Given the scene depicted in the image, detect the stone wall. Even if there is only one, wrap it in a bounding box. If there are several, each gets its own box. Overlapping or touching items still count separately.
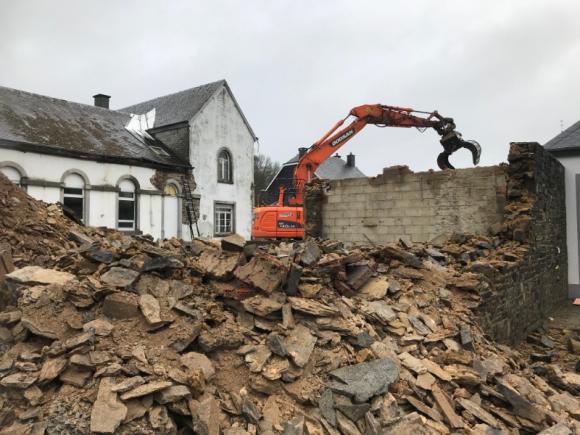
[316,165,506,245]
[305,142,568,343]
[476,142,568,343]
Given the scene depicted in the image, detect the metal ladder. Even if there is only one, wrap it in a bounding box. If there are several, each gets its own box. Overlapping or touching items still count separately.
[181,175,199,239]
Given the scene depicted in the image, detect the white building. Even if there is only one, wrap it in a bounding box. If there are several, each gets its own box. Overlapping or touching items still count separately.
[545,123,580,298]
[0,80,256,240]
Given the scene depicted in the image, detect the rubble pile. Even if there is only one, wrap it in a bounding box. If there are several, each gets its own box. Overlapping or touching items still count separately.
[0,173,579,434]
[0,172,94,270]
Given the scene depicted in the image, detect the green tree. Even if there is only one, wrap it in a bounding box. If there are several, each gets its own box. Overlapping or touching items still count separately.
[254,153,280,204]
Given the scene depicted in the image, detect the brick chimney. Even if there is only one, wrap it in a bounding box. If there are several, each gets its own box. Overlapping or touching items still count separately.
[93,94,111,109]
[346,152,355,167]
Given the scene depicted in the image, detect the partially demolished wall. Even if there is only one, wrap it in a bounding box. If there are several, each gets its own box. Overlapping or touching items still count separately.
[313,165,506,245]
[477,142,568,343]
[306,142,568,343]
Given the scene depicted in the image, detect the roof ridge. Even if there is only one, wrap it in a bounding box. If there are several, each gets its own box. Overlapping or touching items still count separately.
[545,118,580,149]
[0,85,123,116]
[119,79,226,112]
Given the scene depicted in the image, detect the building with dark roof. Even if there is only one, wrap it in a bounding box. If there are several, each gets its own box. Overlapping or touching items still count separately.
[259,150,365,205]
[0,80,256,239]
[545,123,580,298]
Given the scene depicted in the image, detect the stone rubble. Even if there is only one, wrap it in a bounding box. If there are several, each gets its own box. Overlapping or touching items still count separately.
[0,171,579,434]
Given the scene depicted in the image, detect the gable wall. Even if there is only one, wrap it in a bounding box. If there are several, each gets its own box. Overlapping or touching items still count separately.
[188,87,255,238]
[550,153,580,297]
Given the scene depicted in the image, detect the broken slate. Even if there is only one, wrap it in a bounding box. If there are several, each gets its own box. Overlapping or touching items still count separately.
[7,266,75,285]
[90,377,127,434]
[242,295,283,317]
[328,358,399,403]
[100,267,140,288]
[234,253,288,293]
[284,324,317,367]
[180,352,216,380]
[142,256,183,272]
[189,396,220,435]
[358,277,389,300]
[0,372,38,389]
[155,385,192,404]
[266,332,288,357]
[139,294,162,325]
[102,293,140,319]
[120,381,173,401]
[288,297,339,317]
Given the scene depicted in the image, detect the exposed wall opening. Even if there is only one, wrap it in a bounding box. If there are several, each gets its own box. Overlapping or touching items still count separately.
[163,182,180,239]
[118,179,137,231]
[62,173,86,222]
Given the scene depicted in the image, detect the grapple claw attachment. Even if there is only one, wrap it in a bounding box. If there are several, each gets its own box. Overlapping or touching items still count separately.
[464,140,481,165]
[437,132,482,170]
[437,152,454,170]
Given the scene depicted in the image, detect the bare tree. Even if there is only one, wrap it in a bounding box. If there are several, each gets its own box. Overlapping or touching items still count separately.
[254,153,280,204]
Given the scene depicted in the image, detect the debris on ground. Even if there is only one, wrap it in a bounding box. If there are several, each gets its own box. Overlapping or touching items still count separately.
[0,172,579,434]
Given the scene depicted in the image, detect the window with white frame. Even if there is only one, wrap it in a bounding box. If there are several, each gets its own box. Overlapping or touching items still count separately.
[63,173,85,222]
[214,202,234,236]
[118,179,137,231]
[217,149,232,183]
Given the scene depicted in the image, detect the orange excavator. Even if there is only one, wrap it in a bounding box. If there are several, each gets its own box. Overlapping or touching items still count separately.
[251,104,481,239]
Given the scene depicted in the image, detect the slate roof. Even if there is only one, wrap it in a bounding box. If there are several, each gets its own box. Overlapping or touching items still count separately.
[120,80,225,128]
[260,155,365,205]
[121,80,257,140]
[315,156,366,179]
[0,86,188,169]
[544,120,580,153]
[282,154,366,180]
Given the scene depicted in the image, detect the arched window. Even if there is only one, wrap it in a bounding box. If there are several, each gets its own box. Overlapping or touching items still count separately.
[163,183,178,196]
[63,173,85,222]
[118,179,137,231]
[217,149,232,183]
[0,166,22,187]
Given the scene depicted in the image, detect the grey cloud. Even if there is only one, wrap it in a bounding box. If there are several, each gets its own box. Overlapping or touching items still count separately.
[1,0,579,175]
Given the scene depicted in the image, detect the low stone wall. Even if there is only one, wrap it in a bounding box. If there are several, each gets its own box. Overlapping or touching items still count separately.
[476,143,568,343]
[315,166,506,245]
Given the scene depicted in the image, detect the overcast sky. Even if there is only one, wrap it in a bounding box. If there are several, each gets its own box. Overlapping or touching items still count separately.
[1,0,580,175]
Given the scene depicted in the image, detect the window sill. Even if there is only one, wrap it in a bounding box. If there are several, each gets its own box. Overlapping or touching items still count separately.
[217,180,234,185]
[214,232,233,237]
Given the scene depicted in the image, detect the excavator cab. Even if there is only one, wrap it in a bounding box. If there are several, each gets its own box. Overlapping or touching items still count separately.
[252,206,304,239]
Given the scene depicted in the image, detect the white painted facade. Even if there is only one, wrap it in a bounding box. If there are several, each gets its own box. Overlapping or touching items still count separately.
[0,82,255,241]
[552,154,580,297]
[188,87,255,238]
[0,148,183,241]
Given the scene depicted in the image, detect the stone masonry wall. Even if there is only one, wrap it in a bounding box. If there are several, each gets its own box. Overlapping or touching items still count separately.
[318,165,507,245]
[476,142,568,343]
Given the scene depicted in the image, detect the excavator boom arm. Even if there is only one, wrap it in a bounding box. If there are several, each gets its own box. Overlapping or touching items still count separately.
[289,104,480,205]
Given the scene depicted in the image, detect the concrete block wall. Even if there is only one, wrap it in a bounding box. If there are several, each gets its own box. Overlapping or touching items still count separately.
[320,166,507,245]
